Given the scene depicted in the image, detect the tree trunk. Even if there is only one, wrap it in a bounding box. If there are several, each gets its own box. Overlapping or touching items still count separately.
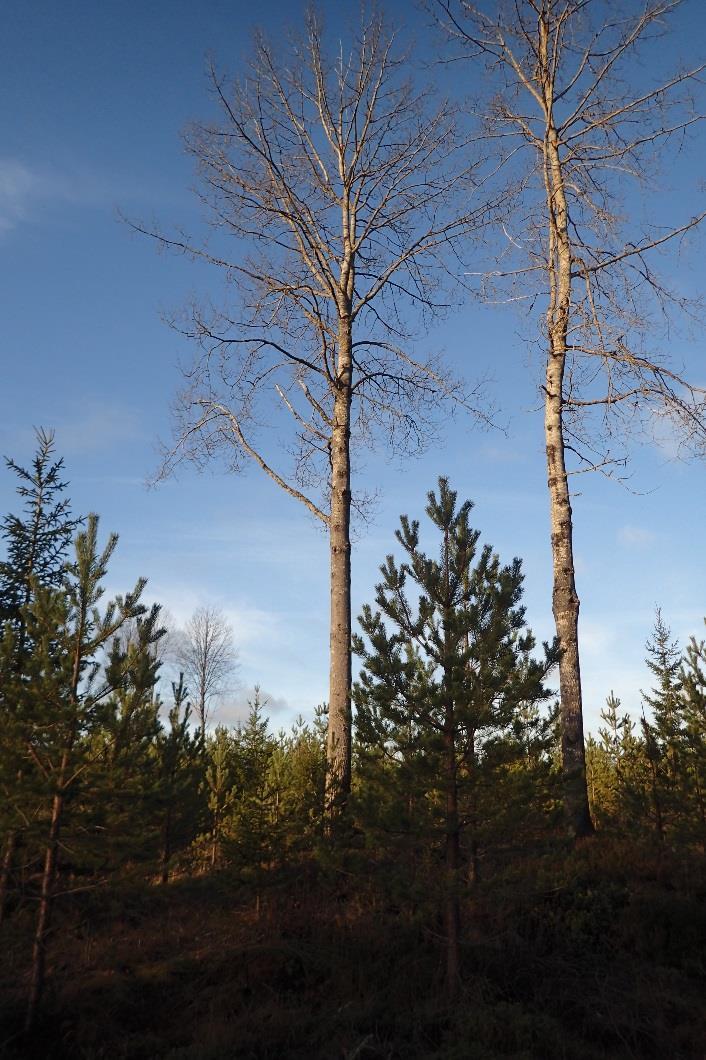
[544,369,593,838]
[444,718,461,1002]
[26,579,85,1029]
[0,830,17,926]
[542,84,593,838]
[467,726,480,887]
[198,690,206,742]
[325,314,353,812]
[26,770,66,1033]
[693,769,706,855]
[160,801,173,885]
[211,807,220,869]
[648,755,665,844]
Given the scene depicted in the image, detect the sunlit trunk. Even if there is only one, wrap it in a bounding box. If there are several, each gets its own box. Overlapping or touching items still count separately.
[541,43,593,837]
[544,356,593,837]
[326,314,353,811]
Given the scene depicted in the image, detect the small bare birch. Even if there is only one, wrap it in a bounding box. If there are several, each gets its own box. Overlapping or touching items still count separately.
[177,606,238,737]
[434,0,706,836]
[134,9,498,809]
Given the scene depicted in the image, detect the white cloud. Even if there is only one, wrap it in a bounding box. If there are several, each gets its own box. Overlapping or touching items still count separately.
[0,157,95,233]
[579,619,612,657]
[573,553,589,576]
[650,411,687,462]
[582,661,649,732]
[147,588,287,669]
[0,406,145,465]
[215,686,291,728]
[145,588,277,643]
[147,586,326,719]
[0,159,41,233]
[168,519,328,571]
[221,604,283,651]
[618,524,655,547]
[0,155,185,236]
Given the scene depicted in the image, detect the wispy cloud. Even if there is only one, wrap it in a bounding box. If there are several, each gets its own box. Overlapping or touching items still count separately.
[0,155,188,235]
[582,662,649,731]
[146,588,287,658]
[148,517,328,572]
[574,553,589,576]
[216,686,291,728]
[618,525,655,547]
[579,619,612,657]
[0,156,102,233]
[147,585,326,716]
[221,604,284,652]
[0,404,146,464]
[0,159,41,233]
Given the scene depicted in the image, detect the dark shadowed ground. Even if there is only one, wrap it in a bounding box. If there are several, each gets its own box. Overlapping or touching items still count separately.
[1,839,705,1059]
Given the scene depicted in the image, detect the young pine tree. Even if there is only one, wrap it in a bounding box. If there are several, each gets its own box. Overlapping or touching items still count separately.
[641,611,695,845]
[354,479,559,999]
[679,630,706,852]
[0,429,79,924]
[587,692,650,836]
[643,612,683,769]
[6,514,159,1032]
[156,674,205,884]
[268,711,327,859]
[0,427,79,641]
[230,690,277,908]
[84,611,166,875]
[203,726,237,870]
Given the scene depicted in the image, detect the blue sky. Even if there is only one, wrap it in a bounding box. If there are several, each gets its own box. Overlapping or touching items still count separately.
[1,0,705,731]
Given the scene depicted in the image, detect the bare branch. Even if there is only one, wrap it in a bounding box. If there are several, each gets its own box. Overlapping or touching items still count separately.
[205,401,330,525]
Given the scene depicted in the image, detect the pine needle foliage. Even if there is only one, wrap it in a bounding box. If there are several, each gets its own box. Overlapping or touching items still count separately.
[0,427,80,641]
[353,478,560,994]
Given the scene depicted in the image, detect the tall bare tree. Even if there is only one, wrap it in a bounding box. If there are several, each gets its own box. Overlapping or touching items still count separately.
[435,0,706,835]
[136,9,497,807]
[178,605,238,737]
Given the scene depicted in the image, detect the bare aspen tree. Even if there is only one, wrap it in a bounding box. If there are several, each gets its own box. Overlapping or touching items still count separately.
[136,9,496,808]
[178,605,238,736]
[435,0,706,836]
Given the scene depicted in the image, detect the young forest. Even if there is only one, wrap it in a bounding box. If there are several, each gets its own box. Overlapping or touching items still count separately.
[1,2,706,1058]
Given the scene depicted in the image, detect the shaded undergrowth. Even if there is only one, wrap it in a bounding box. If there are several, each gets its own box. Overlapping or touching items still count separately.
[1,839,704,1059]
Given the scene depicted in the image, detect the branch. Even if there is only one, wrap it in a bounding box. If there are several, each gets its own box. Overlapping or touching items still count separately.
[572,212,706,277]
[204,401,330,525]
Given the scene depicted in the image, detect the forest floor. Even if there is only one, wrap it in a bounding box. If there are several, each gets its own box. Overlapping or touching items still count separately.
[1,838,705,1059]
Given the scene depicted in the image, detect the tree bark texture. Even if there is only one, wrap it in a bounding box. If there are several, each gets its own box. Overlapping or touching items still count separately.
[544,369,592,837]
[326,315,353,809]
[541,39,593,838]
